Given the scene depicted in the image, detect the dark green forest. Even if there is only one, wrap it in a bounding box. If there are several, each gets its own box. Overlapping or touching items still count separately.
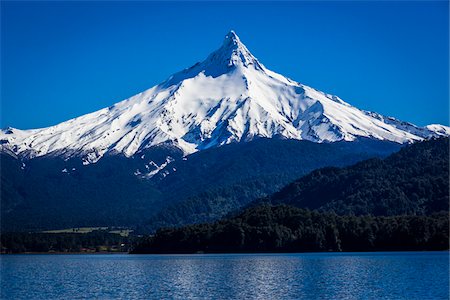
[1,138,399,232]
[132,138,449,253]
[132,205,449,254]
[268,138,449,215]
[2,138,448,253]
[141,138,401,231]
[142,137,449,234]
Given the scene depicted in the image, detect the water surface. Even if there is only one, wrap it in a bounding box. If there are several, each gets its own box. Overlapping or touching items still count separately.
[1,252,448,299]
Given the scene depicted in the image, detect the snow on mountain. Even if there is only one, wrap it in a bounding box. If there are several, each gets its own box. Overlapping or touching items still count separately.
[1,30,448,164]
[424,124,450,136]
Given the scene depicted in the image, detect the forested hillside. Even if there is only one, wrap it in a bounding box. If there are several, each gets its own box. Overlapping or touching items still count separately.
[140,138,401,231]
[133,138,449,253]
[268,138,449,215]
[1,138,399,232]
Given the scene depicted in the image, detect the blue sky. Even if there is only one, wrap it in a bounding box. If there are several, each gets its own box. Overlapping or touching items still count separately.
[1,1,448,129]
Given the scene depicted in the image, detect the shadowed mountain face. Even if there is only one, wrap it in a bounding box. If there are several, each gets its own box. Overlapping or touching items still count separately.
[1,138,401,232]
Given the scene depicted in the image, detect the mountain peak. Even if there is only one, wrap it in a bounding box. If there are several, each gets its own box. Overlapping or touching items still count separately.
[161,31,260,86]
[223,30,241,46]
[2,31,449,163]
[201,30,261,73]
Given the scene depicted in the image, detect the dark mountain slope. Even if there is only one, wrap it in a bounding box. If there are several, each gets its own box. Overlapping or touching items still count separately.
[0,151,167,231]
[132,139,449,253]
[141,138,401,231]
[155,138,400,200]
[268,138,449,215]
[1,138,401,232]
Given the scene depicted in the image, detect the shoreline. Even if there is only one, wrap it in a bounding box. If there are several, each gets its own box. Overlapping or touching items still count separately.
[2,249,448,255]
[1,251,129,255]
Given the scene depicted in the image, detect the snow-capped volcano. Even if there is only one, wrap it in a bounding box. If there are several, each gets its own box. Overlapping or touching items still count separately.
[1,31,449,163]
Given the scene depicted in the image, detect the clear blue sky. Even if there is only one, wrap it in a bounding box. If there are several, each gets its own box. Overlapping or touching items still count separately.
[1,1,448,129]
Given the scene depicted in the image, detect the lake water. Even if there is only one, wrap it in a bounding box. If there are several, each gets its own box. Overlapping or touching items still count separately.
[1,252,448,299]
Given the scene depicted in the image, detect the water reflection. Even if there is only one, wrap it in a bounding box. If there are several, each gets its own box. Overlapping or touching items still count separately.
[224,255,301,299]
[1,252,448,300]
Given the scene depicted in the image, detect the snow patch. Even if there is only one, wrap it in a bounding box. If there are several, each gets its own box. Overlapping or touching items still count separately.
[142,156,175,178]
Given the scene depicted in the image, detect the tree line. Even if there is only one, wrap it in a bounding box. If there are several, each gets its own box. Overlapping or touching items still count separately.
[1,230,133,253]
[132,205,449,253]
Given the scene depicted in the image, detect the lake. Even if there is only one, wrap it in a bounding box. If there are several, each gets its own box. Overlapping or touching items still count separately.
[1,252,448,299]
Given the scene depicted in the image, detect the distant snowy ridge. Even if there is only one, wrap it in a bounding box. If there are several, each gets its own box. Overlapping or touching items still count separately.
[1,31,448,164]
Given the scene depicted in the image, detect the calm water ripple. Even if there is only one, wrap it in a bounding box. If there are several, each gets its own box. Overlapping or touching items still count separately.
[1,252,448,299]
